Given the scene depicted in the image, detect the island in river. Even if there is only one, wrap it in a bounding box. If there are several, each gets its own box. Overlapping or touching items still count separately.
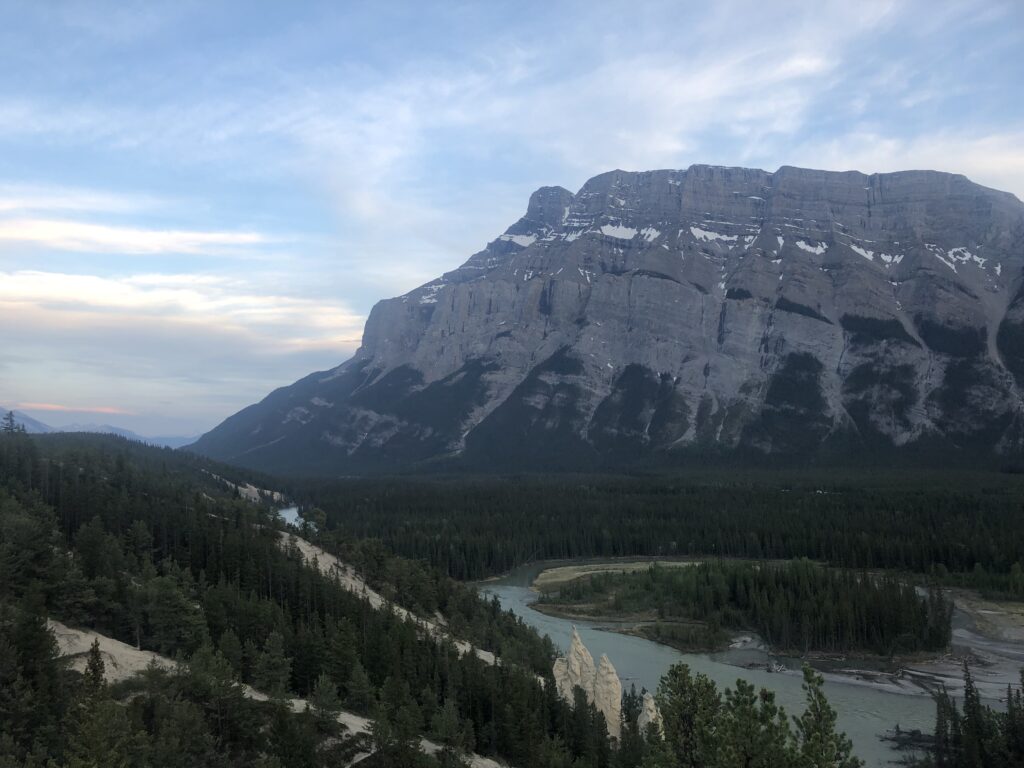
[532,557,953,661]
[524,557,1024,700]
[482,558,1024,768]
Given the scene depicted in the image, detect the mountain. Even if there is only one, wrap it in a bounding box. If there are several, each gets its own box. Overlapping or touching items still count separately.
[60,424,198,449]
[4,409,55,434]
[1,408,195,448]
[189,164,1024,473]
[55,423,197,449]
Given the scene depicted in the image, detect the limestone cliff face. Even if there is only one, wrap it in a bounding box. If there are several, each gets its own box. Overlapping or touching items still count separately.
[191,165,1024,472]
[552,628,623,739]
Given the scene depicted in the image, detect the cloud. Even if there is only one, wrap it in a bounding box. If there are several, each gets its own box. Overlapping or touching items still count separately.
[0,0,1019,433]
[0,4,883,234]
[786,131,1024,201]
[0,270,365,350]
[16,402,133,415]
[0,218,268,255]
[0,184,163,214]
[0,269,367,433]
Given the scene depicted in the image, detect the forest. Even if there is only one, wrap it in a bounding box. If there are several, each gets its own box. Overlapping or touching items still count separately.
[910,665,1024,767]
[537,560,953,655]
[0,431,612,767]
[3,427,1022,766]
[291,474,1024,593]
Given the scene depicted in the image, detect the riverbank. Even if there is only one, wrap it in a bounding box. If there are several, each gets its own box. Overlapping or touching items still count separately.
[530,601,728,652]
[527,559,1024,701]
[952,589,1024,643]
[531,599,950,664]
[533,559,703,591]
[482,564,939,768]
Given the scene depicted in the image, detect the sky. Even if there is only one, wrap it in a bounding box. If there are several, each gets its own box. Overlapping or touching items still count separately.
[1,0,1023,436]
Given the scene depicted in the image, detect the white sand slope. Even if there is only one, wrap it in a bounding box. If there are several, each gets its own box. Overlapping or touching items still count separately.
[50,619,508,768]
[50,619,175,682]
[280,532,498,665]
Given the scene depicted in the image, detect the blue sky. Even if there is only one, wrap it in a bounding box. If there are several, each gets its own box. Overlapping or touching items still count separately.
[1,0,1022,436]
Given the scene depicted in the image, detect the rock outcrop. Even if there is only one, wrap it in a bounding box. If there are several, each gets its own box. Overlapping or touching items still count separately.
[638,692,663,738]
[190,165,1024,472]
[553,627,597,702]
[594,653,624,739]
[552,628,623,739]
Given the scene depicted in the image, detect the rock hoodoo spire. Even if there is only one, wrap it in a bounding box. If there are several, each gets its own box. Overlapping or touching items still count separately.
[552,626,623,739]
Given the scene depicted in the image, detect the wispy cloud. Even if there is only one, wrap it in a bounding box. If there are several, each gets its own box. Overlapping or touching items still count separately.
[786,131,1024,201]
[0,270,365,350]
[0,269,365,433]
[0,184,163,214]
[16,402,133,415]
[0,0,1019,433]
[0,219,268,255]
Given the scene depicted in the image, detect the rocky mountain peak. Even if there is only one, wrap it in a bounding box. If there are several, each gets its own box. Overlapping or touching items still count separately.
[190,164,1024,473]
[524,185,574,228]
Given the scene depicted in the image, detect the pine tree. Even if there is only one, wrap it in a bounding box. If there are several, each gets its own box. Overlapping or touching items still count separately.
[1,596,69,760]
[717,680,795,768]
[308,672,342,731]
[82,640,105,697]
[66,697,148,768]
[960,662,991,768]
[66,639,147,768]
[345,660,375,714]
[1,412,16,434]
[183,645,249,746]
[617,685,645,768]
[217,629,243,675]
[655,663,721,768]
[324,618,357,687]
[148,699,217,768]
[932,688,952,768]
[253,632,292,700]
[241,638,260,683]
[431,697,463,748]
[792,665,861,768]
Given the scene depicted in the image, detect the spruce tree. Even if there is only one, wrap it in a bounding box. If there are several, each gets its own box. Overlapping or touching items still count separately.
[82,640,105,697]
[217,628,243,675]
[253,632,292,700]
[308,672,342,731]
[792,665,861,768]
[65,697,147,768]
[431,697,463,748]
[346,660,375,714]
[655,663,721,768]
[717,680,795,768]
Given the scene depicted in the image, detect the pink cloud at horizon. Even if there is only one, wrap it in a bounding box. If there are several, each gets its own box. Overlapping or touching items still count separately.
[16,402,134,415]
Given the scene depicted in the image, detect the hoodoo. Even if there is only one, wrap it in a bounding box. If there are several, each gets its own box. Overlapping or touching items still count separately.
[553,628,625,739]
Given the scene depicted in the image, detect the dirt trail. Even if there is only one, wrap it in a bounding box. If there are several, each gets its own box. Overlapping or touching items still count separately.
[50,619,508,768]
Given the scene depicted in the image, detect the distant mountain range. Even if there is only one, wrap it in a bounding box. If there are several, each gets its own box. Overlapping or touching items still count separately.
[189,164,1024,473]
[2,408,196,449]
[6,409,54,435]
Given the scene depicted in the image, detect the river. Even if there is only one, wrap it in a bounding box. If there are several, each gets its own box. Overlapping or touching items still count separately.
[483,562,943,768]
[277,506,300,525]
